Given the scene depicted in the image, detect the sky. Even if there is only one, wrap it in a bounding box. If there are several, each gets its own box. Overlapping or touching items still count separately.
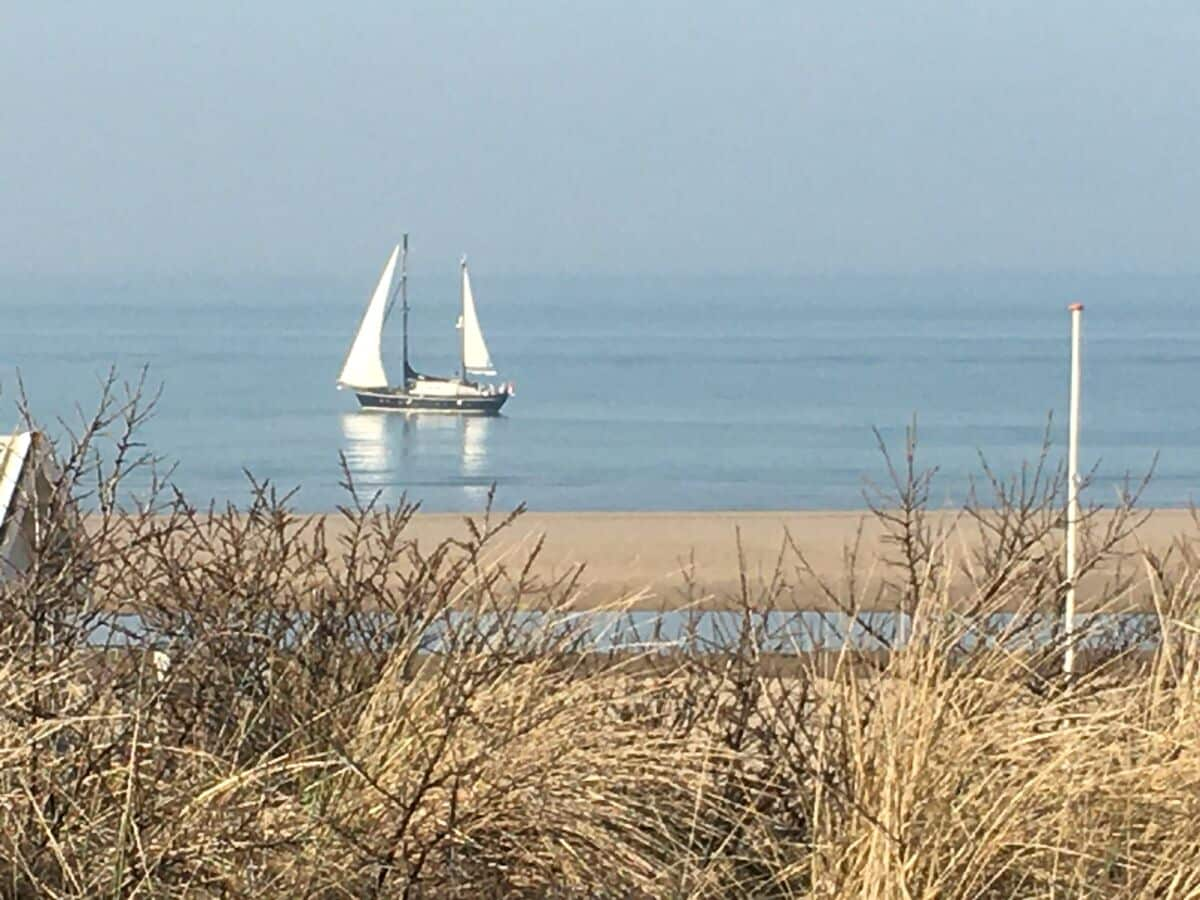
[2,2,1199,277]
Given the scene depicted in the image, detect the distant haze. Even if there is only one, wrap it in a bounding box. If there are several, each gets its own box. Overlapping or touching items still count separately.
[3,2,1199,277]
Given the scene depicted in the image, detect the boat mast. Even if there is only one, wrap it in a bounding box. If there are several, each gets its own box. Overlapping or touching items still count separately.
[400,233,410,387]
[459,254,467,382]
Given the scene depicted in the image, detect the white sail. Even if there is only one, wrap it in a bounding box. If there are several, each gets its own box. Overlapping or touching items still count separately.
[337,245,399,388]
[458,261,496,375]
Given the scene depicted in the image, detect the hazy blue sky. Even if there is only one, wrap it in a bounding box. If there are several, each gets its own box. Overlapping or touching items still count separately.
[3,2,1199,277]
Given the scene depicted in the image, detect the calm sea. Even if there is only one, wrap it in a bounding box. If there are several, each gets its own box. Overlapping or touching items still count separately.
[2,270,1197,512]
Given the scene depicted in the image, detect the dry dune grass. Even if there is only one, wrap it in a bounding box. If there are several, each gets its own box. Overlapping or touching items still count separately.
[3,380,1200,896]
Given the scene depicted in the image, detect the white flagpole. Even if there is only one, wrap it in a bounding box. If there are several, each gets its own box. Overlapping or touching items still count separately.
[1064,302,1084,677]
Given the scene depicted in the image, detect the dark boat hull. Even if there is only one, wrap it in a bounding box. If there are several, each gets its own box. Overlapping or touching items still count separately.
[354,389,509,414]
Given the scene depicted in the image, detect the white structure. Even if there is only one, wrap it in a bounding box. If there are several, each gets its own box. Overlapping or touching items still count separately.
[0,431,52,581]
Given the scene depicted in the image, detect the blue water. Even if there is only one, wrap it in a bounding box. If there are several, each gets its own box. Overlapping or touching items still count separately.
[93,608,1159,655]
[1,270,1196,512]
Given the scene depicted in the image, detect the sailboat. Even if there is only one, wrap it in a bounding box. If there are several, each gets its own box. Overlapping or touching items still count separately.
[337,236,513,413]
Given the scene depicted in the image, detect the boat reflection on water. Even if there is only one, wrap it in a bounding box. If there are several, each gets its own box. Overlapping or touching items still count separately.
[338,412,496,507]
[459,415,492,506]
[339,411,393,473]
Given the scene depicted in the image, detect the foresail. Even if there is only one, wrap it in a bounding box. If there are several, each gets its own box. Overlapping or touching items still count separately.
[459,264,496,375]
[338,245,399,388]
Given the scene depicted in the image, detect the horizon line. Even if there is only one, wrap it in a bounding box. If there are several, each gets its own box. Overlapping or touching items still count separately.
[5,265,1200,282]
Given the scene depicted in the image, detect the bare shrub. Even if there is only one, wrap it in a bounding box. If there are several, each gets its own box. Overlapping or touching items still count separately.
[1,383,1197,898]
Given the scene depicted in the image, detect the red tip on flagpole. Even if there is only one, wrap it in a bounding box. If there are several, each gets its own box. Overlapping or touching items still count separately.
[1068,302,1084,311]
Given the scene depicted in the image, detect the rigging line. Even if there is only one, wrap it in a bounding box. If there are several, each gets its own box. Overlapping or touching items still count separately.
[383,268,404,323]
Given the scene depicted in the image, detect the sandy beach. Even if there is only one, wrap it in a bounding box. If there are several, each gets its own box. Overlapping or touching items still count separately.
[332,507,1198,611]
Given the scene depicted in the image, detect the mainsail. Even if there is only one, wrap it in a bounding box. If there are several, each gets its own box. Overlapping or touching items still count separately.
[337,245,399,388]
[458,261,496,376]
